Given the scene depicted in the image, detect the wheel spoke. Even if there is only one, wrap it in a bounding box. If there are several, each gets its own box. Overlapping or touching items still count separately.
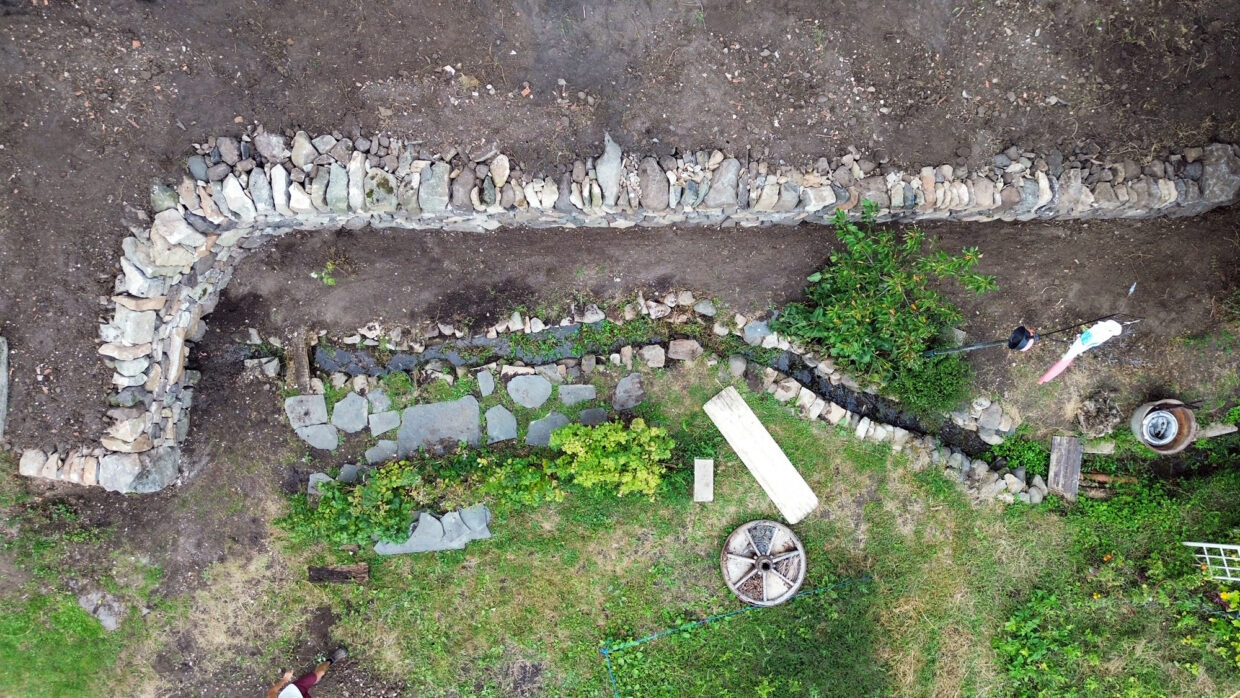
[770,568,797,589]
[735,566,759,588]
[743,526,761,556]
[771,550,801,564]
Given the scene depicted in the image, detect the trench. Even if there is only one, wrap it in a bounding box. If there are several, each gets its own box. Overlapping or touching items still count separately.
[290,321,993,458]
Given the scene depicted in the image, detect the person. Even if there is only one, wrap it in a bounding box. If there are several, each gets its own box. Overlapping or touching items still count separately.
[266,648,348,698]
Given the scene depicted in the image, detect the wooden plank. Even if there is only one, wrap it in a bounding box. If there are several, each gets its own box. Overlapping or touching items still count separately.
[703,387,818,524]
[308,563,369,584]
[1048,435,1082,502]
[693,458,714,502]
[287,329,312,394]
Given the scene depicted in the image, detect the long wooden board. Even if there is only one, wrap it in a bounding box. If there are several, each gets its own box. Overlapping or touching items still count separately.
[1048,435,1082,502]
[703,386,819,524]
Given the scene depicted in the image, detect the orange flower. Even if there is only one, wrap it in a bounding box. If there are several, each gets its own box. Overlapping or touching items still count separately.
[1103,554,1113,562]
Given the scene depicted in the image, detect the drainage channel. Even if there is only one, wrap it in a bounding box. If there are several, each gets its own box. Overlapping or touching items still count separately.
[265,323,989,458]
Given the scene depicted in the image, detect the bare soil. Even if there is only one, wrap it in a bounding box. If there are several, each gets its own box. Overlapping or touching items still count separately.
[0,0,1238,694]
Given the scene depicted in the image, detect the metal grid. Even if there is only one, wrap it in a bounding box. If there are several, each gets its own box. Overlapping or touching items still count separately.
[1183,541,1240,583]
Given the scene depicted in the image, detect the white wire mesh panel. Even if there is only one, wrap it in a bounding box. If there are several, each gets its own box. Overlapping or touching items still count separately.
[1183,542,1240,583]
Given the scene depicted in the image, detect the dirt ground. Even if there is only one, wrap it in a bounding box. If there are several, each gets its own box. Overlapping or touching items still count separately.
[0,0,1238,694]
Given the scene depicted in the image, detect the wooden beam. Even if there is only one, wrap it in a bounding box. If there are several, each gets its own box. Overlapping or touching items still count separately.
[308,563,369,584]
[703,386,819,524]
[287,329,312,394]
[1048,435,1082,502]
[694,458,714,502]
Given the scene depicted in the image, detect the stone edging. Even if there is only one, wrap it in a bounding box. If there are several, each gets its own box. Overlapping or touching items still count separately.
[14,125,1240,492]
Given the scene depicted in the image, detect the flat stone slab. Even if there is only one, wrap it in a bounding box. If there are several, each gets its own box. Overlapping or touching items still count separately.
[375,511,444,555]
[337,463,362,484]
[331,392,369,433]
[558,384,597,407]
[374,506,493,555]
[308,472,333,496]
[367,389,392,413]
[612,373,646,410]
[477,369,495,397]
[527,412,570,447]
[507,374,552,408]
[365,439,397,464]
[485,404,518,444]
[579,408,609,426]
[296,424,339,451]
[397,396,481,457]
[668,339,704,361]
[285,394,328,428]
[369,410,401,437]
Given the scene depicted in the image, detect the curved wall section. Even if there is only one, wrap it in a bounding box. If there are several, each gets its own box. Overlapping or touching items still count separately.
[15,127,1240,492]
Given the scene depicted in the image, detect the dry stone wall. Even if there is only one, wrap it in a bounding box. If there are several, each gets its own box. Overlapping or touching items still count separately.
[14,125,1240,493]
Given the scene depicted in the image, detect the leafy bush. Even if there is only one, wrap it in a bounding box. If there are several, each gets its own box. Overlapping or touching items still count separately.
[987,429,1051,478]
[774,202,995,388]
[995,590,1078,695]
[550,418,674,498]
[884,353,972,418]
[279,460,429,545]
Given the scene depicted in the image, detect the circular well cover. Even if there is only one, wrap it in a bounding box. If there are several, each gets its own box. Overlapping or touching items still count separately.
[720,519,807,606]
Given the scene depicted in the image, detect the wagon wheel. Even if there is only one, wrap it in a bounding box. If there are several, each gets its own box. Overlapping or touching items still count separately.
[720,519,807,606]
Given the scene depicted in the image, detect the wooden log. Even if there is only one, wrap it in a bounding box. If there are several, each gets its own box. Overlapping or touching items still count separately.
[703,386,819,524]
[1048,435,1082,502]
[308,563,369,584]
[1081,472,1138,485]
[287,329,312,394]
[1079,485,1114,501]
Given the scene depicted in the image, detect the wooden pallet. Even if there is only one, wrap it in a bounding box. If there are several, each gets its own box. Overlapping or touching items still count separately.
[703,387,818,524]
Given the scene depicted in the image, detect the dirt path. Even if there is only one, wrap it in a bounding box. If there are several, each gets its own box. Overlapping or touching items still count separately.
[1,0,1237,447]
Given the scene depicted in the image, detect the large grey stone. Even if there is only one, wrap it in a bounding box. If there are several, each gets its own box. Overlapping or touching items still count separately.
[363,168,399,212]
[558,384,596,406]
[638,344,665,368]
[291,131,316,170]
[1200,143,1240,204]
[337,464,362,484]
[485,404,518,444]
[285,394,328,428]
[612,373,646,410]
[107,307,156,345]
[365,439,398,464]
[369,410,400,437]
[476,369,495,397]
[128,446,179,493]
[507,375,552,409]
[450,166,476,211]
[596,133,622,207]
[459,504,492,536]
[638,157,668,211]
[221,175,256,219]
[247,167,274,212]
[308,472,333,496]
[367,389,392,413]
[375,511,444,555]
[667,339,704,361]
[439,511,473,549]
[296,424,339,451]
[527,412,570,447]
[702,158,741,208]
[331,392,369,433]
[579,408,609,426]
[98,453,141,493]
[253,131,290,162]
[326,163,349,213]
[419,162,450,212]
[743,321,772,346]
[397,396,481,457]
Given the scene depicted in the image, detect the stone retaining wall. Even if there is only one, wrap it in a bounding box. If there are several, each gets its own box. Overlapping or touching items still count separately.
[14,125,1240,493]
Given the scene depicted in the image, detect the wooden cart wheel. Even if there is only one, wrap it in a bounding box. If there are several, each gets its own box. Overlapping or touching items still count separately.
[720,519,806,606]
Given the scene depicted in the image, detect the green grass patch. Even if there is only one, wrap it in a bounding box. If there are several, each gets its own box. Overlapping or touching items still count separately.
[0,591,127,698]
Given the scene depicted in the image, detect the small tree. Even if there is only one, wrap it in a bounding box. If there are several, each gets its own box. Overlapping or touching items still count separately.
[776,202,995,409]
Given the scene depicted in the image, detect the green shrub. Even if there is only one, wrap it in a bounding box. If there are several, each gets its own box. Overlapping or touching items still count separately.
[995,590,1078,694]
[279,460,429,545]
[885,353,972,417]
[774,201,995,391]
[987,429,1051,478]
[550,418,674,498]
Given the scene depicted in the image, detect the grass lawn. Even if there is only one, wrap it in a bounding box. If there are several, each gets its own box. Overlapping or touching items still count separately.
[3,360,1238,696]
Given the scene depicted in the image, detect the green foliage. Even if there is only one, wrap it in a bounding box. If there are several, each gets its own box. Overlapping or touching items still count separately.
[572,316,658,354]
[774,202,995,392]
[995,590,1078,695]
[380,371,417,409]
[987,428,1051,478]
[550,418,674,498]
[476,453,564,508]
[280,460,427,545]
[310,260,337,286]
[885,353,972,417]
[0,592,125,698]
[1227,405,1240,425]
